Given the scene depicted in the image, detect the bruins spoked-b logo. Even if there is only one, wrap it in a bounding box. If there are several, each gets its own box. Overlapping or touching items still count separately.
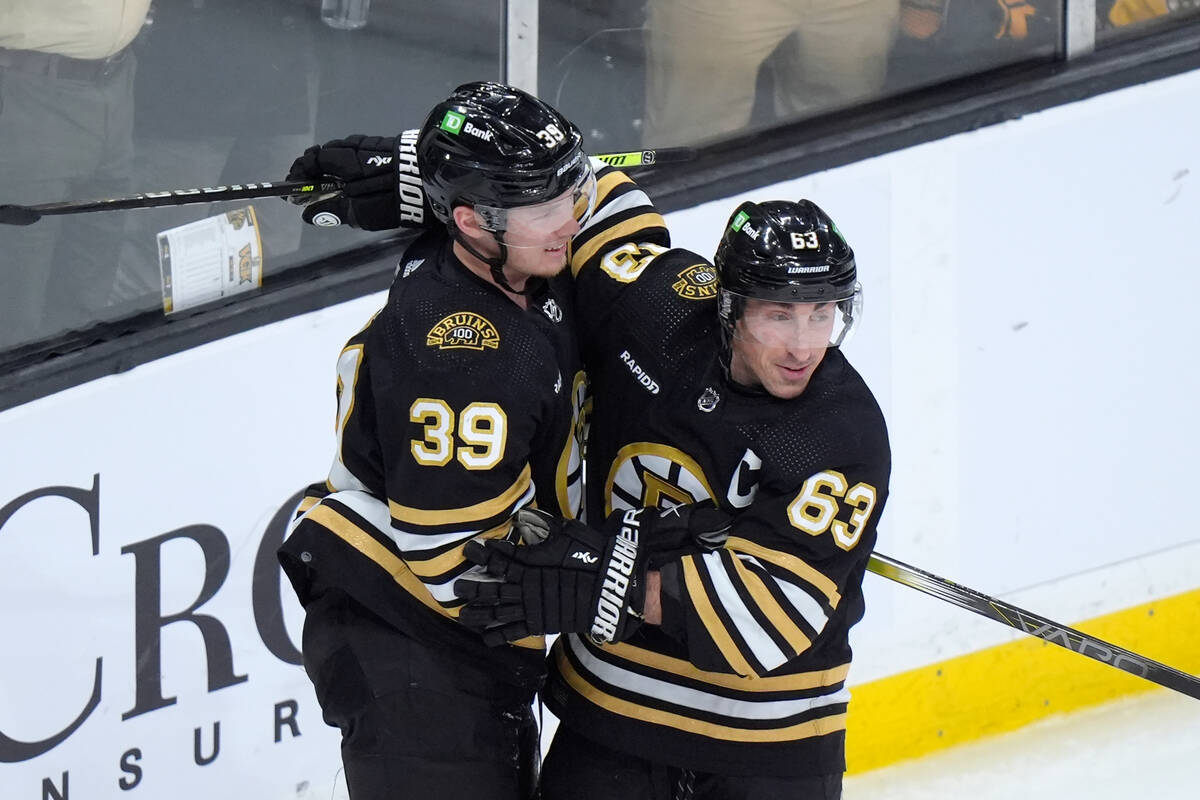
[672,263,719,300]
[426,312,500,351]
[604,443,716,517]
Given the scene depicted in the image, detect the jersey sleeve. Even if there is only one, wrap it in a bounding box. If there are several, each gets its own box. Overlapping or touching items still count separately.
[570,160,670,281]
[660,453,890,677]
[568,161,718,369]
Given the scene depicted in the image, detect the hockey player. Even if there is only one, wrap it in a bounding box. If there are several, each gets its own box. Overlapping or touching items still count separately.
[276,82,669,800]
[457,199,891,800]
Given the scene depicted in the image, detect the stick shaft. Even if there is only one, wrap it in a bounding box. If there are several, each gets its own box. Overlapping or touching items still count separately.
[593,146,697,168]
[0,145,698,225]
[867,552,1200,700]
[25,180,340,217]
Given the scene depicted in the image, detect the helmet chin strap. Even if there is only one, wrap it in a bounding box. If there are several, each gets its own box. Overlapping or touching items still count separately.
[454,230,544,296]
[717,298,774,397]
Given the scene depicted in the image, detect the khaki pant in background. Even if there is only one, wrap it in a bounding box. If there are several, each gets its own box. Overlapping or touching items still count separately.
[644,0,900,147]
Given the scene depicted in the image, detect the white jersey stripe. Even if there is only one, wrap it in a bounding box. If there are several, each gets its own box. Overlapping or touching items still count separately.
[389,484,534,553]
[567,635,849,721]
[582,164,655,230]
[772,571,832,637]
[699,552,791,673]
[324,489,393,536]
[328,458,369,495]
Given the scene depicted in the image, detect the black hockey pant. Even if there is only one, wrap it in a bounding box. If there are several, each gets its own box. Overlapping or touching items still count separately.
[301,590,539,800]
[539,724,842,800]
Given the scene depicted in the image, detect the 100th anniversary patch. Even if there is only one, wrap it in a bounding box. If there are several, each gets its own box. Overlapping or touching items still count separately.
[672,263,719,300]
[426,312,500,351]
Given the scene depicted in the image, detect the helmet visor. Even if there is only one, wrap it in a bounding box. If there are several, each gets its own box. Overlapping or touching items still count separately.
[724,284,863,350]
[470,164,597,249]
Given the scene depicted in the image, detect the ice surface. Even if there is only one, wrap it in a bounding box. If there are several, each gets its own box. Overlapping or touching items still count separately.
[844,690,1200,799]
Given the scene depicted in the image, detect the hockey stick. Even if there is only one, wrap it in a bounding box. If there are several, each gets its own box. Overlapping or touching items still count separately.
[0,147,697,226]
[593,146,696,169]
[0,180,343,226]
[867,552,1200,700]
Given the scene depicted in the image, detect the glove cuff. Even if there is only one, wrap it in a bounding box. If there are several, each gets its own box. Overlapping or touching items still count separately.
[589,508,650,644]
[393,129,432,227]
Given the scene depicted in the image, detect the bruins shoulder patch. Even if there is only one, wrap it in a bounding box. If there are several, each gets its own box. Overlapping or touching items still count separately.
[672,262,719,300]
[426,312,500,351]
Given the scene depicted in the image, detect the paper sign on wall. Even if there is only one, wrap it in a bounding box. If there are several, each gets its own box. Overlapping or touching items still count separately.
[159,206,264,313]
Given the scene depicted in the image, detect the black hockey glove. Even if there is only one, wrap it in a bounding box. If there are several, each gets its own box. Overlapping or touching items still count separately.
[454,503,730,647]
[285,133,430,231]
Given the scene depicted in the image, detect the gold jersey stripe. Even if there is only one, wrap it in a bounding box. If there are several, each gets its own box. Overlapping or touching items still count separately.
[572,212,667,277]
[296,495,321,515]
[388,464,531,527]
[555,370,587,520]
[593,168,632,204]
[570,170,665,276]
[557,647,848,742]
[305,502,543,650]
[570,168,628,272]
[681,557,758,677]
[601,641,849,692]
[727,553,813,657]
[727,536,842,608]
[405,519,511,579]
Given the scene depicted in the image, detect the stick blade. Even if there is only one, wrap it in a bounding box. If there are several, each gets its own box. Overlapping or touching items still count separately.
[0,205,43,226]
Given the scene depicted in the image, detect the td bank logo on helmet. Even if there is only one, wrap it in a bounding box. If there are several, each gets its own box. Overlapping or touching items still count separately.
[439,110,465,133]
[439,110,493,141]
[731,211,760,240]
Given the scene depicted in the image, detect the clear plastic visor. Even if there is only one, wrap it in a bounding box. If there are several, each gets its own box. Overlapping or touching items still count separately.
[470,166,597,249]
[727,285,863,350]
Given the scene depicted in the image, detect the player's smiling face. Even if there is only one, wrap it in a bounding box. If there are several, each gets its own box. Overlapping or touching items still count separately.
[729,299,834,399]
[451,203,580,292]
[499,203,581,277]
[452,184,587,287]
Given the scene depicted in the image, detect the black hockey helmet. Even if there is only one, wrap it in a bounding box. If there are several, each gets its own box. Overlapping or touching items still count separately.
[417,81,594,232]
[715,199,862,351]
[416,81,596,293]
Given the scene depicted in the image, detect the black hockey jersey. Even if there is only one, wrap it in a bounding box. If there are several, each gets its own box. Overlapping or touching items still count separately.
[547,242,892,776]
[278,161,667,688]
